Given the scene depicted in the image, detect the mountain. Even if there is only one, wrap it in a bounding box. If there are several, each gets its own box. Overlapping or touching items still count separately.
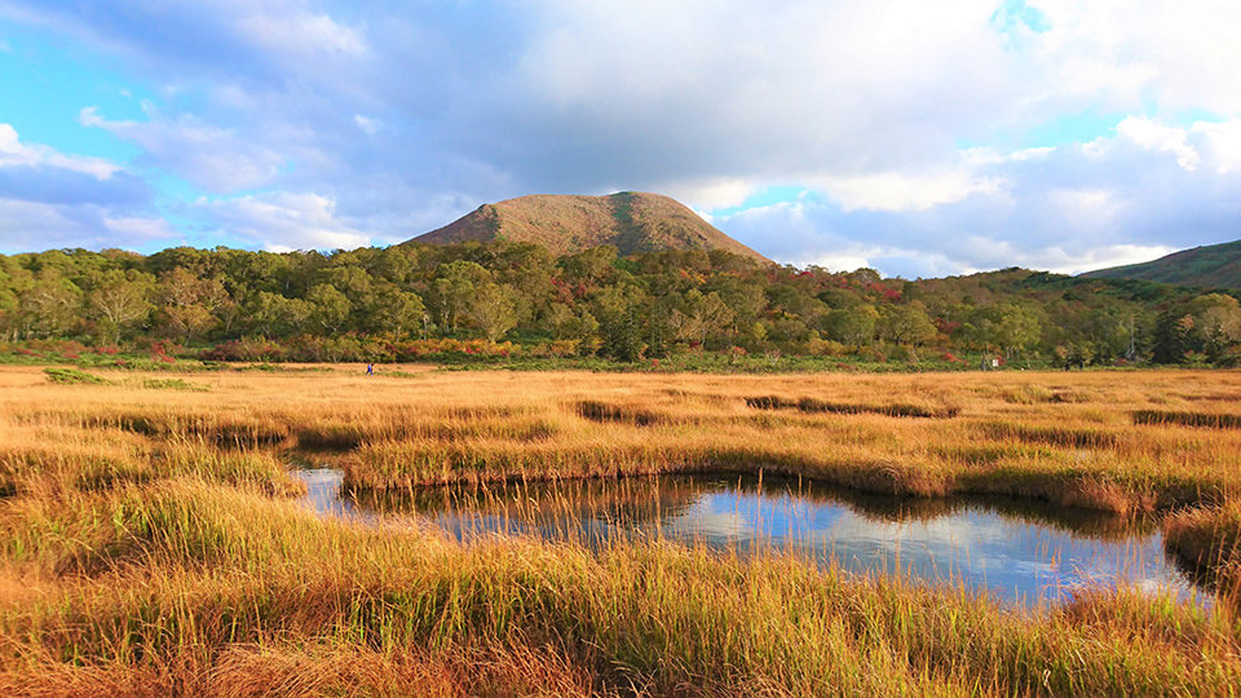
[1082,239,1241,289]
[407,192,772,264]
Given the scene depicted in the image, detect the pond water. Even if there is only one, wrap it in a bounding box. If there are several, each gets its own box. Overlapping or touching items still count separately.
[294,468,1206,608]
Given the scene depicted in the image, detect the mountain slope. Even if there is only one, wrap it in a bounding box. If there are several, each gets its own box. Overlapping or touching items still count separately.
[1082,239,1241,289]
[407,192,771,264]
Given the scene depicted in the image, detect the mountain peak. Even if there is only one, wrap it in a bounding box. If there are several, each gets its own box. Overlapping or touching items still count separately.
[406,192,771,264]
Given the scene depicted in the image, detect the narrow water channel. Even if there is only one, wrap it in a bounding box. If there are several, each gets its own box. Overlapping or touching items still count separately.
[293,467,1205,608]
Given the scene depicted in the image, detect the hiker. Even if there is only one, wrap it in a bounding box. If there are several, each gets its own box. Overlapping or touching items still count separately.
[366,363,373,375]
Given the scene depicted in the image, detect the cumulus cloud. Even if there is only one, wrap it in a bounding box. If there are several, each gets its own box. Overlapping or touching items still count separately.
[1190,118,1241,174]
[79,105,290,194]
[0,123,166,253]
[196,192,372,251]
[0,199,175,252]
[714,119,1241,277]
[4,0,1241,273]
[815,171,1006,213]
[1116,117,1200,171]
[0,123,120,179]
[0,125,149,209]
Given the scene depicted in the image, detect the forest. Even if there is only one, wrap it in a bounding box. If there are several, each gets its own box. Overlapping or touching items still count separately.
[2,241,1240,367]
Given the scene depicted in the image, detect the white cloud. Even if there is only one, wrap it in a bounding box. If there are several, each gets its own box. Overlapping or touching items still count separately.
[236,9,369,59]
[80,105,288,193]
[1047,188,1122,230]
[815,171,1005,213]
[1037,243,1178,274]
[198,192,371,251]
[353,115,380,135]
[662,178,758,211]
[0,200,175,253]
[7,0,1241,273]
[1029,0,1241,114]
[1116,116,1200,171]
[1191,118,1241,174]
[0,123,121,179]
[103,214,176,241]
[795,250,879,274]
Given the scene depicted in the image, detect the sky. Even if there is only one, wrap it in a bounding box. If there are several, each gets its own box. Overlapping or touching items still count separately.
[2,1,1240,279]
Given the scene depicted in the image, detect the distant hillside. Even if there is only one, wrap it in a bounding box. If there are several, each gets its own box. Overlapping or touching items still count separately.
[407,192,772,264]
[1083,239,1241,289]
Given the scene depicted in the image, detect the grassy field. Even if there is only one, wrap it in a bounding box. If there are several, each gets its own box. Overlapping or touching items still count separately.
[1,365,1240,695]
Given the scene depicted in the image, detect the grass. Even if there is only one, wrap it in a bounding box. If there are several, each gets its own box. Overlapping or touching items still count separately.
[43,367,111,385]
[138,377,208,392]
[1,366,1240,694]
[1133,409,1241,429]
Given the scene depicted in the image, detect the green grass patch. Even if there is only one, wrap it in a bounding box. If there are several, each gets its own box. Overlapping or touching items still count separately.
[43,367,112,385]
[139,378,208,392]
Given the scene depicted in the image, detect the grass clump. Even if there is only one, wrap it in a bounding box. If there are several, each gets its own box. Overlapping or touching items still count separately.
[575,400,661,426]
[44,367,111,385]
[139,377,208,392]
[1134,409,1241,430]
[1165,502,1241,602]
[744,395,960,418]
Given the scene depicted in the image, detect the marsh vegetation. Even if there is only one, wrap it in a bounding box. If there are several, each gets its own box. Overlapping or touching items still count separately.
[2,365,1240,695]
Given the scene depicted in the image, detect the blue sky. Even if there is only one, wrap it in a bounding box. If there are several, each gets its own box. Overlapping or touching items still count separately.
[2,1,1241,278]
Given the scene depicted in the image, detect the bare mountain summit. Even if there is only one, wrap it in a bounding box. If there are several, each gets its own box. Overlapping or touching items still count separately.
[407,192,771,264]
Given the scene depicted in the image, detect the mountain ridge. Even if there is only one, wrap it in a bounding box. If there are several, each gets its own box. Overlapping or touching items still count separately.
[1082,239,1241,289]
[406,192,772,264]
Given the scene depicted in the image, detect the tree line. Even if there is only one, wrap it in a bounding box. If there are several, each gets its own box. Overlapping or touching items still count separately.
[2,242,1239,366]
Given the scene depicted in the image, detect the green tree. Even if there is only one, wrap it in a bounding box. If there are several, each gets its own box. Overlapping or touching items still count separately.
[157,267,227,344]
[468,283,518,342]
[307,284,351,334]
[429,261,489,334]
[824,305,878,347]
[545,302,599,343]
[364,283,428,337]
[252,292,311,337]
[594,283,648,362]
[1187,294,1241,362]
[669,289,734,346]
[88,269,153,345]
[972,302,1043,360]
[878,302,936,347]
[21,273,82,339]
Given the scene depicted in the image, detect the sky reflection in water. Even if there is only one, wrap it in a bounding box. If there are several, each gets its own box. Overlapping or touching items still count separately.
[294,468,1204,608]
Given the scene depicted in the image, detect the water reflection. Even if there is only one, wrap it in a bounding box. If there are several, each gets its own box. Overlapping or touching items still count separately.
[292,468,1204,608]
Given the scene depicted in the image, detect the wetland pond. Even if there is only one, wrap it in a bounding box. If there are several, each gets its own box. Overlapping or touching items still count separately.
[294,467,1206,608]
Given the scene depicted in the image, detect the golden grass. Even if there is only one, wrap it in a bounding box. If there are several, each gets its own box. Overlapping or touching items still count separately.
[1,365,1241,694]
